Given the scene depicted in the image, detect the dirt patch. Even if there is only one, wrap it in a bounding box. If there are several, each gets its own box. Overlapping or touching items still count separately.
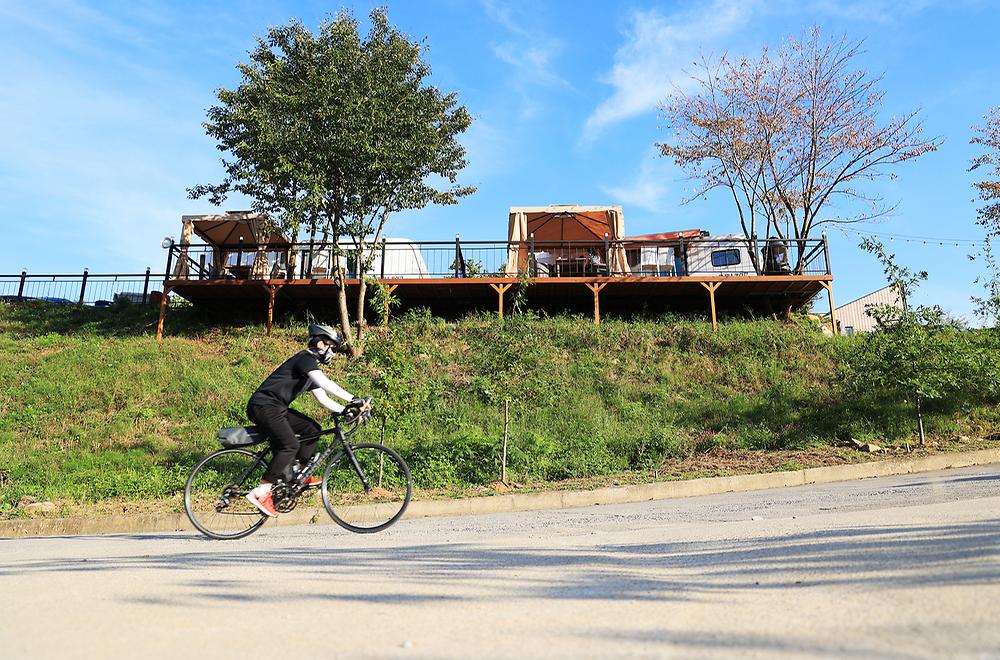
[657,446,857,478]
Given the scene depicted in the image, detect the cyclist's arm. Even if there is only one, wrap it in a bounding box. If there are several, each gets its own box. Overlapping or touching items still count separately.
[307,369,355,402]
[310,388,345,414]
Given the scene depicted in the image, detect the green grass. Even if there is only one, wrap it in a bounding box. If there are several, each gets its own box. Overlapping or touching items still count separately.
[0,300,997,515]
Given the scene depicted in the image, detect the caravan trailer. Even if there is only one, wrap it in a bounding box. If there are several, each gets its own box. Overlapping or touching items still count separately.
[684,234,755,276]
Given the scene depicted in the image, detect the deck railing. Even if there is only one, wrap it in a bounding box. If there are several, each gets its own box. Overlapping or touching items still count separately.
[0,269,165,306]
[164,236,831,281]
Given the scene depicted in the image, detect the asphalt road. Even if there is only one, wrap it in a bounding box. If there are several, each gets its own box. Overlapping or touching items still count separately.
[2,465,999,659]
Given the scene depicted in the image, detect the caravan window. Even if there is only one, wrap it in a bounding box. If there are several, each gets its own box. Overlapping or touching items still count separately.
[711,249,741,267]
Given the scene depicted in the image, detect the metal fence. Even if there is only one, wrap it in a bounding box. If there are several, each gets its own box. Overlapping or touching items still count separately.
[164,235,831,280]
[0,269,165,306]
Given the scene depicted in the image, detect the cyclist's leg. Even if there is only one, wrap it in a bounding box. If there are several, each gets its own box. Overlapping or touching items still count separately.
[287,409,321,464]
[249,403,301,483]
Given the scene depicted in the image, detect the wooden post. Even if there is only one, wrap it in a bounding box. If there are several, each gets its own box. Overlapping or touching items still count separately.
[819,281,838,335]
[266,285,277,335]
[501,398,509,484]
[489,282,513,318]
[156,285,171,340]
[586,283,607,325]
[700,281,722,331]
[383,284,398,326]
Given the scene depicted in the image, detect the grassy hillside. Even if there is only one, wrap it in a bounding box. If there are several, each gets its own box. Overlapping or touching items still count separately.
[1,301,997,517]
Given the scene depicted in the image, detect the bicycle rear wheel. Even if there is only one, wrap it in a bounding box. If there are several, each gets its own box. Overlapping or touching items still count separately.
[185,448,269,540]
[321,443,412,533]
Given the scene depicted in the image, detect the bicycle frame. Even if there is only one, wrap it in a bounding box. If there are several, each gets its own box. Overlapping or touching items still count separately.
[238,414,372,495]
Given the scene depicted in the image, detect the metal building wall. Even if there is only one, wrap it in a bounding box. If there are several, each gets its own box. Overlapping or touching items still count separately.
[836,285,903,333]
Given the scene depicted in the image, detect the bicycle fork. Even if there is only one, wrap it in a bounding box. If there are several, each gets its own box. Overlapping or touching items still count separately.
[343,443,372,492]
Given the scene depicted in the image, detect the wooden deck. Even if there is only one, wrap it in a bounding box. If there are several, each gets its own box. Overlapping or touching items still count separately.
[159,273,835,336]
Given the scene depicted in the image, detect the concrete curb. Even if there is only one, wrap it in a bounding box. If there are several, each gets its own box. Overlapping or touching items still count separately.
[3,447,998,539]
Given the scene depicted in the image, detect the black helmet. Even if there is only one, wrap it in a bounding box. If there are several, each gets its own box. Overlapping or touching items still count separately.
[308,323,343,348]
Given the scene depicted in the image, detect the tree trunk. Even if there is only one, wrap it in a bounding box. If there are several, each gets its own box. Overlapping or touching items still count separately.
[336,282,357,357]
[354,278,368,347]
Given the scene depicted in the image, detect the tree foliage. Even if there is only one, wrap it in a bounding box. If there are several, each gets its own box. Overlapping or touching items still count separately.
[969,108,1000,325]
[658,28,940,273]
[189,8,474,353]
[847,240,990,445]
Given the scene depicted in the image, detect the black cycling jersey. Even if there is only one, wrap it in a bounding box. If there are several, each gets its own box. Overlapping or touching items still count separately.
[250,350,320,408]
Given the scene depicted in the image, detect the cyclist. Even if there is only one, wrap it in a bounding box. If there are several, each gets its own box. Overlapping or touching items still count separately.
[245,323,371,517]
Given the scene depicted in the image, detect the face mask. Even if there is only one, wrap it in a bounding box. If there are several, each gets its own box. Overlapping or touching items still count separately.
[310,345,335,364]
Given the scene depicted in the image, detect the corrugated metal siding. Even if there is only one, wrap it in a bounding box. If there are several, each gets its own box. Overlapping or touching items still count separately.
[837,285,903,333]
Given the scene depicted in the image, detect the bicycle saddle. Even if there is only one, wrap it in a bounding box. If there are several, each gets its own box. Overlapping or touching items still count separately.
[217,426,267,448]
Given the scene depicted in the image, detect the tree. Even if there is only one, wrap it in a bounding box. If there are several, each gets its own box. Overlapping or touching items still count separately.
[969,107,1000,325]
[848,239,972,446]
[658,28,940,274]
[190,9,474,355]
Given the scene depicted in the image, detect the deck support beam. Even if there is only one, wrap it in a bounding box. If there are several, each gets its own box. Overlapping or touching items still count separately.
[586,283,608,325]
[489,283,513,318]
[383,284,398,326]
[156,285,172,341]
[819,281,838,335]
[700,281,722,331]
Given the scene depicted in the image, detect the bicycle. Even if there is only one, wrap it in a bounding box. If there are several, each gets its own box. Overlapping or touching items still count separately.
[184,397,412,540]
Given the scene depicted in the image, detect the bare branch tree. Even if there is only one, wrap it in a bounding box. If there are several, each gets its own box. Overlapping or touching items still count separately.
[658,27,941,273]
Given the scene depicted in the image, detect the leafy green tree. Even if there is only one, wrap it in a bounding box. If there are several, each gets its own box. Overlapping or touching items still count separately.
[848,239,977,446]
[190,8,474,355]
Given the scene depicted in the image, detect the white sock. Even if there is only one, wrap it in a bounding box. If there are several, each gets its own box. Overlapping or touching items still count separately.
[252,484,272,497]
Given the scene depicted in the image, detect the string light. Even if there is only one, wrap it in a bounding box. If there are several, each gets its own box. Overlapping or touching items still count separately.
[832,225,987,248]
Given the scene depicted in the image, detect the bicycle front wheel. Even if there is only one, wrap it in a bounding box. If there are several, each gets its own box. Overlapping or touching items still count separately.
[321,443,412,533]
[185,448,269,540]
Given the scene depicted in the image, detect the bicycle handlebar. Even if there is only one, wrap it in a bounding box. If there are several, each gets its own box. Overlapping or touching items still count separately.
[339,395,373,424]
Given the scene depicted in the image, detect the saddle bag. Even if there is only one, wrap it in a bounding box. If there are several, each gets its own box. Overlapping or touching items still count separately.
[217,426,267,448]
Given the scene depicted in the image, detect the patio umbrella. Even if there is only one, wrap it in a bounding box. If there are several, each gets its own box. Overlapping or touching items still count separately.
[526,210,608,241]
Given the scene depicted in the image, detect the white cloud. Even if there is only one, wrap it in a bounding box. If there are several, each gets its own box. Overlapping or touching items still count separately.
[601,147,671,212]
[583,0,755,140]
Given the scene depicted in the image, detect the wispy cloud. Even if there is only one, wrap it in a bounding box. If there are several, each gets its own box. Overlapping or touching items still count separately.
[601,147,671,212]
[583,0,942,140]
[0,1,233,271]
[480,0,573,119]
[583,0,755,140]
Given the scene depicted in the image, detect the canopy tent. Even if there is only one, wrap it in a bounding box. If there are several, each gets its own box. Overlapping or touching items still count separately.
[504,205,629,276]
[174,212,291,279]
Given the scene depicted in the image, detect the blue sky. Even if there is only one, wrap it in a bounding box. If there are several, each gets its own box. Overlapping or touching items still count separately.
[1,0,997,320]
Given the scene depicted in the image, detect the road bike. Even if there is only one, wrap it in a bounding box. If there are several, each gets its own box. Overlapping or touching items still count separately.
[184,398,411,540]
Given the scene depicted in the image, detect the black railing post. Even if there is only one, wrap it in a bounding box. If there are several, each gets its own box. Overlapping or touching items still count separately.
[142,267,151,305]
[529,233,536,276]
[822,233,831,275]
[603,232,610,273]
[454,233,462,278]
[380,238,387,279]
[164,242,175,280]
[198,254,206,280]
[17,270,27,301]
[236,237,244,272]
[78,268,89,305]
[677,238,686,276]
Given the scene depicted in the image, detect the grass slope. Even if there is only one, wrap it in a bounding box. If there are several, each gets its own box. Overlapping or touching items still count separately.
[1,301,997,517]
